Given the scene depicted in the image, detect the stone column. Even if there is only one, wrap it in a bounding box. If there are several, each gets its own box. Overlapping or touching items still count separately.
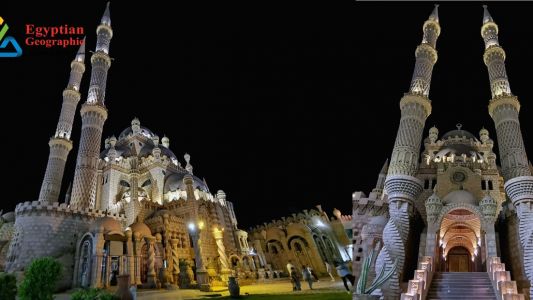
[213,227,231,282]
[93,228,105,288]
[126,230,135,285]
[191,229,210,291]
[171,239,180,284]
[146,236,157,288]
[134,232,143,285]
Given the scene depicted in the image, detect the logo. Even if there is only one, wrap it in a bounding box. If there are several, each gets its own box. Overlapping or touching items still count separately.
[0,17,23,57]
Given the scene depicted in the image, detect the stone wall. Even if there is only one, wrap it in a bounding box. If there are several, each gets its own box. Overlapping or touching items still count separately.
[6,201,125,290]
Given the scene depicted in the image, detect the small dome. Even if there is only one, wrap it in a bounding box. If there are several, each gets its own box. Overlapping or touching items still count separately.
[92,216,122,234]
[163,172,209,193]
[1,211,15,223]
[442,129,477,141]
[429,126,439,135]
[129,221,152,237]
[443,190,476,205]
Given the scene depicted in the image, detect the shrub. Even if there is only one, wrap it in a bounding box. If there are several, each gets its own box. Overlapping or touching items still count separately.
[0,273,17,300]
[71,288,118,300]
[18,257,62,300]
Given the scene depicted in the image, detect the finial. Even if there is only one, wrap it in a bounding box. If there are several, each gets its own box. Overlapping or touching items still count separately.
[456,123,463,130]
[101,2,111,26]
[161,135,170,148]
[429,4,439,22]
[75,37,86,62]
[483,5,494,24]
[131,117,140,134]
[109,135,117,148]
[184,153,193,174]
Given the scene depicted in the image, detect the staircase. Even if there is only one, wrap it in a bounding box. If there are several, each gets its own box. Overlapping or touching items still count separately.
[427,272,497,300]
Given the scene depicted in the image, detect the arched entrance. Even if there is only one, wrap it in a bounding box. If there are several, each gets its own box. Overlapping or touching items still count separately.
[437,208,483,272]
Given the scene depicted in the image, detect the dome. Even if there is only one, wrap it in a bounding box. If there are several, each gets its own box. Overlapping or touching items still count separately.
[443,190,476,205]
[101,125,178,160]
[435,144,483,160]
[426,191,442,205]
[91,216,123,234]
[129,221,152,237]
[442,129,477,141]
[1,211,15,223]
[163,172,209,193]
[119,125,155,140]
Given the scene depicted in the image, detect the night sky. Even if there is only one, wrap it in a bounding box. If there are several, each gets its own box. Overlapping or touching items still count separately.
[1,2,532,229]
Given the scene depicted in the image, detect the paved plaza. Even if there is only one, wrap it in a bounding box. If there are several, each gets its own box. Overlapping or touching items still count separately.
[54,278,350,300]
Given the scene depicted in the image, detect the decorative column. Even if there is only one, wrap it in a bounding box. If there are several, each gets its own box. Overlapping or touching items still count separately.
[480,193,498,260]
[378,6,440,300]
[133,232,142,285]
[481,6,533,296]
[38,42,86,204]
[171,238,180,284]
[125,230,135,285]
[190,227,210,291]
[93,227,105,288]
[71,3,113,209]
[146,236,157,288]
[425,190,442,258]
[213,227,231,282]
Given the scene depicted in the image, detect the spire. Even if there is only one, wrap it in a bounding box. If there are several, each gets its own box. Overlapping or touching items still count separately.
[408,5,441,97]
[75,37,85,62]
[429,4,439,22]
[481,5,512,98]
[379,159,389,174]
[101,2,111,26]
[482,5,493,24]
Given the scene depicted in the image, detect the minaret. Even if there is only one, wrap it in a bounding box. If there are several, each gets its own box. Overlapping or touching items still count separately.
[481,6,533,296]
[38,42,86,204]
[379,6,440,299]
[70,3,113,209]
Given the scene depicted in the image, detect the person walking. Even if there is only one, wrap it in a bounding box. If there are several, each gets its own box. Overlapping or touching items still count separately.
[335,261,355,293]
[290,266,302,291]
[301,265,313,290]
[286,260,295,276]
[325,261,335,281]
[307,265,319,282]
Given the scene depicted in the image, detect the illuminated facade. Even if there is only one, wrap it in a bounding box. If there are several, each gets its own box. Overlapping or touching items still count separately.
[2,4,251,291]
[248,206,353,278]
[352,6,532,299]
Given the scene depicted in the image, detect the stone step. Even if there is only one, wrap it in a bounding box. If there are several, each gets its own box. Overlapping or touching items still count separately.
[428,272,497,300]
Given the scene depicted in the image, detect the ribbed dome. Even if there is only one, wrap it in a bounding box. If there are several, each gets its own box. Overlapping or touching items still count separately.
[92,216,122,234]
[129,221,152,237]
[118,126,155,140]
[163,172,209,193]
[101,127,177,160]
[442,129,477,141]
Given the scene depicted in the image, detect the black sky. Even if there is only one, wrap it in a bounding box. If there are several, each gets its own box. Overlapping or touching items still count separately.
[1,2,532,229]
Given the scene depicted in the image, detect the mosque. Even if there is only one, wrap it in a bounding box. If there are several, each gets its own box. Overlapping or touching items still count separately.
[0,3,252,292]
[352,5,532,300]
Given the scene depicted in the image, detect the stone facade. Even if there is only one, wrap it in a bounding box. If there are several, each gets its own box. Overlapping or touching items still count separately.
[248,205,352,278]
[353,6,531,300]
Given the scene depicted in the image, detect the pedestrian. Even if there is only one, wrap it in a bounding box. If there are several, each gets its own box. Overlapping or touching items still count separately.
[301,265,314,289]
[286,260,294,276]
[290,266,302,291]
[335,261,355,293]
[307,265,319,282]
[325,261,335,281]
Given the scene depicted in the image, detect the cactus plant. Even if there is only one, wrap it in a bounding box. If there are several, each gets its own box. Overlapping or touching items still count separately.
[355,247,397,295]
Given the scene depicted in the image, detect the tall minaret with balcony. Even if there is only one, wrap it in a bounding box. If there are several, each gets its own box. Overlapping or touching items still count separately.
[378,5,440,299]
[38,42,86,204]
[481,6,533,296]
[70,3,113,209]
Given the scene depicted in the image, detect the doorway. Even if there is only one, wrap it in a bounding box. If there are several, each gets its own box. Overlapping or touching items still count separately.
[447,246,471,272]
